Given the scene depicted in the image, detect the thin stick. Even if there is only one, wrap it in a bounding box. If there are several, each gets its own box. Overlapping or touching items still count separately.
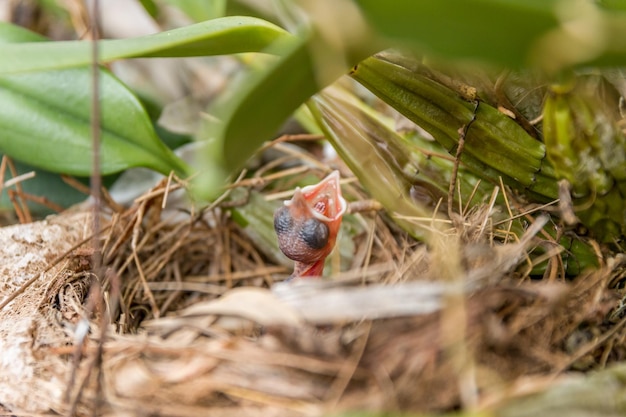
[5,159,32,223]
[462,179,482,216]
[131,202,160,318]
[227,165,310,189]
[0,156,7,194]
[259,133,324,152]
[448,101,479,220]
[162,171,174,209]
[326,321,372,408]
[134,182,185,204]
[492,199,560,226]
[61,175,91,195]
[15,191,64,213]
[89,0,102,275]
[7,190,27,224]
[265,177,358,201]
[3,171,36,188]
[63,174,124,212]
[477,186,499,239]
[87,3,108,416]
[185,265,289,283]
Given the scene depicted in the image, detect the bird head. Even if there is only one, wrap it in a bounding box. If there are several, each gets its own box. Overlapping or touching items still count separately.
[274,171,347,278]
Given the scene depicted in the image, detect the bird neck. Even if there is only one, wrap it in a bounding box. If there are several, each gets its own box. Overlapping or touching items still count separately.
[293,258,326,278]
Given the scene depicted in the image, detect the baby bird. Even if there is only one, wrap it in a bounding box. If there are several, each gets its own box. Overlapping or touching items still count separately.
[274,171,347,277]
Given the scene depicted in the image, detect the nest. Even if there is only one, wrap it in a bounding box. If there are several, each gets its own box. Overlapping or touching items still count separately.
[1,163,626,417]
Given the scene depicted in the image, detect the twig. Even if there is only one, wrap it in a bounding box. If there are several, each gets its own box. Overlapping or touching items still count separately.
[14,191,64,213]
[133,182,185,204]
[260,133,325,152]
[62,174,125,213]
[326,321,372,409]
[226,165,310,189]
[448,101,479,221]
[185,265,289,283]
[162,171,174,209]
[66,2,108,415]
[0,155,7,193]
[492,199,560,226]
[498,177,515,244]
[2,159,34,224]
[3,171,36,188]
[462,179,482,216]
[7,189,28,224]
[477,186,499,239]
[131,202,160,318]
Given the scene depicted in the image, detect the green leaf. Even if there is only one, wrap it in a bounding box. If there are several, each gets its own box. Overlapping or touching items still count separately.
[138,0,160,18]
[162,0,227,22]
[355,0,560,68]
[0,17,287,178]
[0,16,290,74]
[196,35,321,197]
[0,68,190,176]
[354,0,626,70]
[196,20,380,198]
[309,88,435,240]
[0,23,48,43]
[220,36,318,169]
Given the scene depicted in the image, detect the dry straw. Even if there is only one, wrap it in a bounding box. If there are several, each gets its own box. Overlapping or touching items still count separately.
[0,162,625,416]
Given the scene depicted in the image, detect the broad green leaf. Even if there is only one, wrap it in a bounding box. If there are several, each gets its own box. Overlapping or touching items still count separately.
[196,35,321,196]
[0,16,288,179]
[354,0,559,68]
[0,23,48,43]
[0,16,290,74]
[0,68,190,176]
[162,0,227,22]
[138,0,160,18]
[354,0,626,70]
[0,27,117,211]
[599,0,626,11]
[219,36,318,169]
[197,21,379,198]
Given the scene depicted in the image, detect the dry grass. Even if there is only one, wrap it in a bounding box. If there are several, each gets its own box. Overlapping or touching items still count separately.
[0,145,625,417]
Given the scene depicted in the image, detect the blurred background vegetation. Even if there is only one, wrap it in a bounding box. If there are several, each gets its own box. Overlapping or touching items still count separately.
[2,0,626,273]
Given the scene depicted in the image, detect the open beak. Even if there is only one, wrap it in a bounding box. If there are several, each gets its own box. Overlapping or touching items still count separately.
[290,170,346,236]
[274,171,347,278]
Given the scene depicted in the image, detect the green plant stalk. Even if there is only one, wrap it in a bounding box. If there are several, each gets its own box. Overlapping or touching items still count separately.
[311,86,598,274]
[362,54,626,242]
[350,56,559,202]
[542,80,626,240]
[309,88,435,241]
[543,90,612,195]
